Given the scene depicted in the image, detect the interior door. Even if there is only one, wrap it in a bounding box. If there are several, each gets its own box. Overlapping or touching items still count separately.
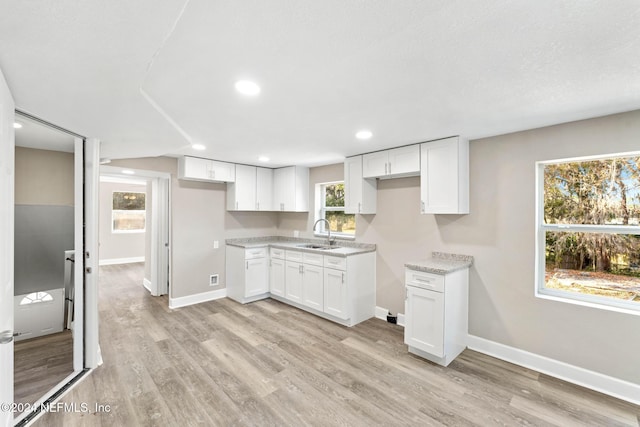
[0,67,15,427]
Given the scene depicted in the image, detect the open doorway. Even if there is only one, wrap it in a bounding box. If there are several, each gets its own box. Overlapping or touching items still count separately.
[99,166,170,299]
[12,113,82,421]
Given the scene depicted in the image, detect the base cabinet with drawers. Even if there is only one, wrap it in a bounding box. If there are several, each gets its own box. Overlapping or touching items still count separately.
[226,245,269,303]
[227,244,376,327]
[404,267,469,366]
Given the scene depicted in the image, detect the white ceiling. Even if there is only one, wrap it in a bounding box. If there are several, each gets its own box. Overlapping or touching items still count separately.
[1,1,639,167]
[14,115,75,153]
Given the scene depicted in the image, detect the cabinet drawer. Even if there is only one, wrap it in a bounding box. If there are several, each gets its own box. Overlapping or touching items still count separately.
[270,247,285,259]
[245,247,267,259]
[302,252,324,266]
[324,256,346,271]
[286,250,303,261]
[405,269,444,292]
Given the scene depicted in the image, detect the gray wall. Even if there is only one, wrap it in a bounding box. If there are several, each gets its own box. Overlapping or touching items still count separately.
[98,181,146,262]
[14,147,74,295]
[107,157,279,299]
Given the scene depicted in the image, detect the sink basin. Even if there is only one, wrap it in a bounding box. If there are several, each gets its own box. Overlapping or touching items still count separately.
[296,244,340,250]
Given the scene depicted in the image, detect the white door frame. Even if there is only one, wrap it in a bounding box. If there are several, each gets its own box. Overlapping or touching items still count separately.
[100,165,171,297]
[0,67,15,427]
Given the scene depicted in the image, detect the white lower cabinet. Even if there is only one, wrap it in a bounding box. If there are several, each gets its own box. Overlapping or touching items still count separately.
[284,261,303,304]
[404,267,468,366]
[323,268,348,319]
[226,245,269,304]
[269,257,285,298]
[228,244,375,327]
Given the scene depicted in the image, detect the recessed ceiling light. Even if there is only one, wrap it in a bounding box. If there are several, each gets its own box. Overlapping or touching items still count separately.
[235,80,261,96]
[258,156,270,162]
[121,169,135,175]
[356,130,373,140]
[13,122,22,129]
[192,144,206,151]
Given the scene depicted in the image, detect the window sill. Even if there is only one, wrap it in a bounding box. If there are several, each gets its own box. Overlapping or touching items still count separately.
[313,232,356,241]
[535,288,640,317]
[112,230,146,234]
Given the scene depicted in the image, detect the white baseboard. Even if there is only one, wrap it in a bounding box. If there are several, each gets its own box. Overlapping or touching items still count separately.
[375,306,405,326]
[143,278,152,292]
[375,306,388,320]
[169,288,227,309]
[467,335,640,406]
[99,256,145,266]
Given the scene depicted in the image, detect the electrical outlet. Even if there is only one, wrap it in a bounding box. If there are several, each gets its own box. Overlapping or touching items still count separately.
[209,274,219,287]
[213,240,219,249]
[293,230,299,238]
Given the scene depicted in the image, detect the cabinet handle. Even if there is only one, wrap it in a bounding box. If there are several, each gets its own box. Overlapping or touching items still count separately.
[341,272,345,284]
[246,261,249,270]
[415,276,434,283]
[385,163,387,175]
[421,201,425,213]
[358,202,361,213]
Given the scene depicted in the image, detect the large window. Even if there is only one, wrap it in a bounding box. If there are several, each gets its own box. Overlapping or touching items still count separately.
[316,182,356,238]
[112,191,146,233]
[536,153,640,314]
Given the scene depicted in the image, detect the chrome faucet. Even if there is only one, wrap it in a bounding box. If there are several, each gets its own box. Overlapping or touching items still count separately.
[313,218,333,246]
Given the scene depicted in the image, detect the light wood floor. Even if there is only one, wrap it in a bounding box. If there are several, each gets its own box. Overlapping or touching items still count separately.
[14,328,73,412]
[35,263,639,426]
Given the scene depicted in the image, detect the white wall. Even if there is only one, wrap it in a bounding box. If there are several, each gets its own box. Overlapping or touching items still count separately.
[98,181,146,262]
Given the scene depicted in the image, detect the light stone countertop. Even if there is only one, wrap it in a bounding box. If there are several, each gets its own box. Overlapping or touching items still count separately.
[226,236,376,257]
[405,252,474,275]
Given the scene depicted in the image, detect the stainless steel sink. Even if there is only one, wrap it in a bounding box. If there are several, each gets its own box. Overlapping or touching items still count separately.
[296,244,340,250]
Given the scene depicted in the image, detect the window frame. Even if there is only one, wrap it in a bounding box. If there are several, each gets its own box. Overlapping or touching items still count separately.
[111,190,147,234]
[314,181,356,240]
[535,151,640,316]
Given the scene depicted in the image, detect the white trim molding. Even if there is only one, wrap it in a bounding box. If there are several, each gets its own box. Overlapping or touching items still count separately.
[169,288,227,309]
[467,335,640,406]
[99,256,145,266]
[143,278,152,292]
[375,306,405,327]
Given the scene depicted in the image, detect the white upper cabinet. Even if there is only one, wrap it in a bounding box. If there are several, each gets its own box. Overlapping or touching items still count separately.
[178,156,236,183]
[256,167,273,211]
[273,166,309,212]
[227,164,256,210]
[420,136,469,214]
[227,165,273,211]
[362,145,420,179]
[344,155,377,214]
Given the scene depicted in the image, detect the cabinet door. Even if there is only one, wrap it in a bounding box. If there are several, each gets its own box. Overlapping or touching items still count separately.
[273,167,295,211]
[284,261,303,303]
[344,156,362,214]
[233,165,257,210]
[323,268,348,319]
[404,286,444,357]
[256,167,273,211]
[209,160,236,182]
[345,156,376,214]
[302,264,323,311]
[245,257,268,297]
[420,137,468,214]
[388,145,420,176]
[269,258,285,297]
[362,151,389,178]
[180,157,211,180]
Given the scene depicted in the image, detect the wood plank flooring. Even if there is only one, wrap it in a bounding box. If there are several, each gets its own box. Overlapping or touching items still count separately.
[14,329,73,413]
[35,263,639,426]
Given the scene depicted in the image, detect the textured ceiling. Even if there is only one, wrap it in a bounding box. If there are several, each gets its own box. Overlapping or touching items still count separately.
[1,1,639,167]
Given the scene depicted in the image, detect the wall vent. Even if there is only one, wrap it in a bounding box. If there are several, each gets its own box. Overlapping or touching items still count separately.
[209,274,219,287]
